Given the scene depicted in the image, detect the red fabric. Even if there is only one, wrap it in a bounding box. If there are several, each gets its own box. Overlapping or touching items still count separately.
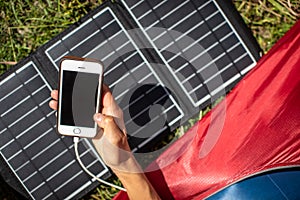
[114,20,300,200]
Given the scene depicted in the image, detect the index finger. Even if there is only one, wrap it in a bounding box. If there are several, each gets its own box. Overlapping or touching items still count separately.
[51,90,58,100]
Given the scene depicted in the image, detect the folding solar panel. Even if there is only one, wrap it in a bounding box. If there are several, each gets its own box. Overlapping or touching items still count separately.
[0,0,261,199]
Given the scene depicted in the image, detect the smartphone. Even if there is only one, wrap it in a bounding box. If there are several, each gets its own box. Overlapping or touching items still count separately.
[57,56,103,138]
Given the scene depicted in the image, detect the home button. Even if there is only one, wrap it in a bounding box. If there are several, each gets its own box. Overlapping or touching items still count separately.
[73,128,81,134]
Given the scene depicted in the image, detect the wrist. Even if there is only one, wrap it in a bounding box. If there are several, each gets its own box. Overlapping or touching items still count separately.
[114,169,160,200]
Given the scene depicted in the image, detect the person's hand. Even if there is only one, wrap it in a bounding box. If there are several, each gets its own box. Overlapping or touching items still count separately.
[50,85,161,199]
[91,85,134,171]
[49,85,134,171]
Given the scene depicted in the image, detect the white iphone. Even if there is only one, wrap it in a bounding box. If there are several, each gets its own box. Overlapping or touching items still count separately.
[57,56,103,138]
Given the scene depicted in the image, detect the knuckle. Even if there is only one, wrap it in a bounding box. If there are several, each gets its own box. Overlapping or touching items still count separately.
[104,116,114,124]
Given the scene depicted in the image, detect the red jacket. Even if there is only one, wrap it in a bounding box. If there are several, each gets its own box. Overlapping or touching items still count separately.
[114,20,300,200]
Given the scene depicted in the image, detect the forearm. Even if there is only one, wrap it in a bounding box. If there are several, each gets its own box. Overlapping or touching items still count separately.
[109,155,160,200]
[114,169,161,200]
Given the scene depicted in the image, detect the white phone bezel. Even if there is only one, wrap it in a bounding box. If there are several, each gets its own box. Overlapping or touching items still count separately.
[57,58,103,138]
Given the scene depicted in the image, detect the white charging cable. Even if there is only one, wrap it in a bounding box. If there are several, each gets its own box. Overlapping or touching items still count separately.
[73,137,127,192]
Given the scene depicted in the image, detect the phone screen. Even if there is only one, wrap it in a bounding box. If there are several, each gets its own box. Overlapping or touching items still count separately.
[60,70,99,128]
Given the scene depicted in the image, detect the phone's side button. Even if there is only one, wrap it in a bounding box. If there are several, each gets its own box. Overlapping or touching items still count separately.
[73,128,81,134]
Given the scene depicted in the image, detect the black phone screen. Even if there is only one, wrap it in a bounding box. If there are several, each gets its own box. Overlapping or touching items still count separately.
[60,70,99,128]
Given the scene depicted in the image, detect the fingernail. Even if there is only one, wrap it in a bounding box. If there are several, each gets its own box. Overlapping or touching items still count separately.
[94,113,102,122]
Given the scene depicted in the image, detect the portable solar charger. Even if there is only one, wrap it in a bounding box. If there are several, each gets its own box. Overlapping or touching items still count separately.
[0,0,262,198]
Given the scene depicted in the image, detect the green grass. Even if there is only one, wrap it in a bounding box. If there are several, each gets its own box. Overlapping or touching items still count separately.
[0,0,102,74]
[234,0,299,52]
[0,0,299,199]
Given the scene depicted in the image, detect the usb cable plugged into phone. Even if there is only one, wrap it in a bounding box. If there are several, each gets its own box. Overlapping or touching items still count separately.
[57,57,126,192]
[73,136,126,192]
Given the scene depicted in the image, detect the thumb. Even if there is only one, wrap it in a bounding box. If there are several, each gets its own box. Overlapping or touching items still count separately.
[93,113,111,129]
[93,113,130,152]
[93,113,125,136]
